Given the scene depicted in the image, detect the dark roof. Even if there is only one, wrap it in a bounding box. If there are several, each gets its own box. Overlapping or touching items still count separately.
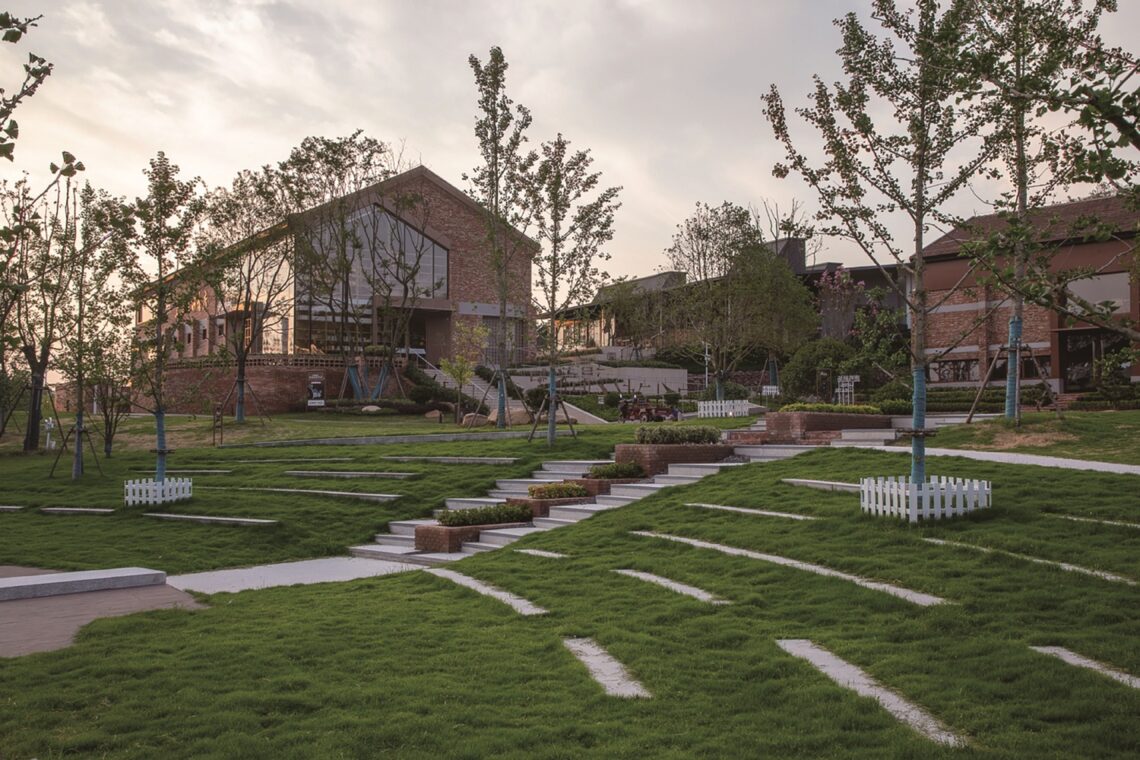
[591,271,687,304]
[922,194,1140,259]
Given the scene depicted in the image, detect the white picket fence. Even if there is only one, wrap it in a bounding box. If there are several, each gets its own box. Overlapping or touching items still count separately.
[860,475,991,523]
[124,477,194,506]
[697,400,752,418]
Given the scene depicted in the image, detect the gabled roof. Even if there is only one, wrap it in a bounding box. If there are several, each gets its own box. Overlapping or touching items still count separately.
[922,194,1140,259]
[591,271,687,304]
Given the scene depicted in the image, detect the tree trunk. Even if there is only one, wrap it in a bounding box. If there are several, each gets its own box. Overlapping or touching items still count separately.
[546,366,557,447]
[22,358,45,452]
[235,374,246,423]
[155,408,168,482]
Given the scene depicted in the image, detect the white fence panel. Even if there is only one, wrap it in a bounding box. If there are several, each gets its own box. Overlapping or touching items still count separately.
[697,400,752,418]
[124,477,194,506]
[859,475,990,523]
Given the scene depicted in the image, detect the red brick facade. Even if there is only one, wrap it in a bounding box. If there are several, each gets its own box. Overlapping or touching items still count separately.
[765,412,890,443]
[614,443,735,476]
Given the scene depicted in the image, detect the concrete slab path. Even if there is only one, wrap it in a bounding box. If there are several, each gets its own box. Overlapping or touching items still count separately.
[868,446,1140,476]
[169,557,415,594]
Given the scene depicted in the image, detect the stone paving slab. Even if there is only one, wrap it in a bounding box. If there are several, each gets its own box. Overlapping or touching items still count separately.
[0,584,202,657]
[777,639,964,746]
[781,478,860,493]
[284,470,417,479]
[168,557,416,594]
[221,430,573,448]
[425,568,547,616]
[1030,646,1140,689]
[515,549,567,559]
[613,568,728,604]
[131,469,232,474]
[380,456,518,465]
[563,638,651,698]
[0,505,24,512]
[0,567,166,601]
[197,486,399,502]
[144,513,279,527]
[1046,514,1140,530]
[923,537,1135,585]
[867,446,1140,476]
[687,502,817,521]
[39,507,115,515]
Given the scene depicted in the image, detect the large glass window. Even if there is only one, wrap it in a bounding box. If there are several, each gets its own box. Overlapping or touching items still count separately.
[1067,272,1131,314]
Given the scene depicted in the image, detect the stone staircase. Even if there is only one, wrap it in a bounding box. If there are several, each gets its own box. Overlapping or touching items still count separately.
[349,445,816,565]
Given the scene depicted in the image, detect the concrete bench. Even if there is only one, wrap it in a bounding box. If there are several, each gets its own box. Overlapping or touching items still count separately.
[0,567,166,601]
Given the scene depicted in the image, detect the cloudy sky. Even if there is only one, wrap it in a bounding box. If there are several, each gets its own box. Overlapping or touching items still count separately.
[4,0,1138,279]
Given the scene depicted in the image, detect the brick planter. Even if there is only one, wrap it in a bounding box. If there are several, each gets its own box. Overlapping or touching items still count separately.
[414,521,530,553]
[765,412,890,443]
[614,443,735,476]
[565,478,643,497]
[504,496,592,518]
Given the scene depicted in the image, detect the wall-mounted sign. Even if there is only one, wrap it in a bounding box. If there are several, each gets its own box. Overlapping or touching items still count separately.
[307,373,326,408]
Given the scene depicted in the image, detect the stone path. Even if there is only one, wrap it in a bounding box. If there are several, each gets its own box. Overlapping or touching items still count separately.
[923,538,1136,585]
[197,486,399,502]
[1046,514,1140,530]
[613,569,728,604]
[169,557,415,594]
[424,568,547,616]
[776,639,964,746]
[867,446,1140,476]
[562,638,651,698]
[515,549,567,559]
[687,502,817,521]
[633,531,946,606]
[1030,646,1140,689]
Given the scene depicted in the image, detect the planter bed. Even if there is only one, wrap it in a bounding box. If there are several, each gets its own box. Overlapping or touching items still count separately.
[614,443,735,476]
[504,496,593,518]
[765,412,890,443]
[414,521,531,553]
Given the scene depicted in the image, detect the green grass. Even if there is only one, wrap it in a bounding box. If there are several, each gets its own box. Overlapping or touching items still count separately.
[926,410,1140,465]
[1,447,1138,757]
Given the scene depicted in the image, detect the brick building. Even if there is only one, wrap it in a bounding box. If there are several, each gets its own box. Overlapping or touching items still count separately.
[153,166,535,412]
[921,195,1139,392]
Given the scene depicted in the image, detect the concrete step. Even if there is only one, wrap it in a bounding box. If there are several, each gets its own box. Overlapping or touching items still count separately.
[734,445,819,460]
[388,519,437,536]
[541,460,611,474]
[348,544,455,566]
[839,428,899,441]
[609,483,667,498]
[532,516,577,529]
[497,478,563,491]
[479,526,549,546]
[666,462,746,477]
[460,541,500,555]
[444,497,506,511]
[549,503,619,520]
[652,475,702,486]
[374,534,415,547]
[594,495,638,508]
[0,567,166,601]
[530,470,573,480]
[830,439,895,448]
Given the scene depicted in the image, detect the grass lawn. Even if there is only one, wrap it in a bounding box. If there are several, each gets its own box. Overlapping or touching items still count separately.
[924,410,1140,465]
[1,446,1138,758]
[0,417,751,573]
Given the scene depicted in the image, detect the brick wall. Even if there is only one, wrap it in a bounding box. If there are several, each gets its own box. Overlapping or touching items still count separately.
[614,443,734,476]
[414,522,529,553]
[765,412,890,443]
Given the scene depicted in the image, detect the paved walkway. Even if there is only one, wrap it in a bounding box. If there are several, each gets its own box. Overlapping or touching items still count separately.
[168,557,416,594]
[870,446,1140,476]
[0,566,202,658]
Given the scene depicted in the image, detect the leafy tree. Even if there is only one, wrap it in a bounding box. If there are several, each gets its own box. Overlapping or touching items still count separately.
[527,133,621,445]
[199,168,293,421]
[601,278,665,359]
[664,201,816,401]
[466,46,538,428]
[440,318,488,424]
[0,12,51,162]
[816,268,864,340]
[766,0,992,482]
[127,152,204,482]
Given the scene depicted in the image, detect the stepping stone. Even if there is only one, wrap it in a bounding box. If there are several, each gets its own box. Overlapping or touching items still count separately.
[424,568,547,616]
[632,531,945,606]
[284,470,418,479]
[0,506,25,512]
[922,538,1135,585]
[1029,646,1140,690]
[168,557,414,594]
[0,567,165,601]
[781,478,860,493]
[228,457,354,463]
[562,638,651,698]
[1046,514,1140,530]
[39,507,114,516]
[613,569,728,604]
[144,513,278,527]
[381,456,517,465]
[131,469,231,474]
[776,639,963,746]
[197,487,399,502]
[515,549,567,559]
[686,503,817,521]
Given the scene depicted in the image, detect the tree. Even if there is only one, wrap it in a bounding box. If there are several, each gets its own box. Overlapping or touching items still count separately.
[601,278,665,358]
[664,201,817,400]
[127,152,203,482]
[275,132,399,398]
[466,46,538,428]
[527,133,621,445]
[440,318,489,424]
[0,12,52,163]
[816,268,865,340]
[200,168,293,422]
[766,0,993,482]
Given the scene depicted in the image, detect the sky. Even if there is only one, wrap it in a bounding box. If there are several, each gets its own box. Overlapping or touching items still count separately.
[3,0,1139,281]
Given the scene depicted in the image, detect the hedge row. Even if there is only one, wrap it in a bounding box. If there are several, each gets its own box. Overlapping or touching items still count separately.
[777,403,884,415]
[586,462,645,479]
[527,482,590,499]
[437,503,533,527]
[634,425,722,445]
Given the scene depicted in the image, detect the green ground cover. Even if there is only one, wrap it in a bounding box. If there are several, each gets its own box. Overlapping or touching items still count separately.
[923,410,1140,465]
[0,418,753,573]
[1,447,1137,757]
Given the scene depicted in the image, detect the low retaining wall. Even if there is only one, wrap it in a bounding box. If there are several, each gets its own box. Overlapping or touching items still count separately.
[414,521,530,553]
[614,443,735,476]
[766,412,890,443]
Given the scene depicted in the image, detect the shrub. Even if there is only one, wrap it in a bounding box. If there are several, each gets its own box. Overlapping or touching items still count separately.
[527,482,589,499]
[586,462,645,479]
[663,392,681,406]
[604,391,621,408]
[701,381,750,400]
[408,385,435,404]
[777,402,884,415]
[524,386,548,411]
[872,379,912,402]
[634,425,722,445]
[878,399,913,415]
[437,503,533,527]
[782,339,857,398]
